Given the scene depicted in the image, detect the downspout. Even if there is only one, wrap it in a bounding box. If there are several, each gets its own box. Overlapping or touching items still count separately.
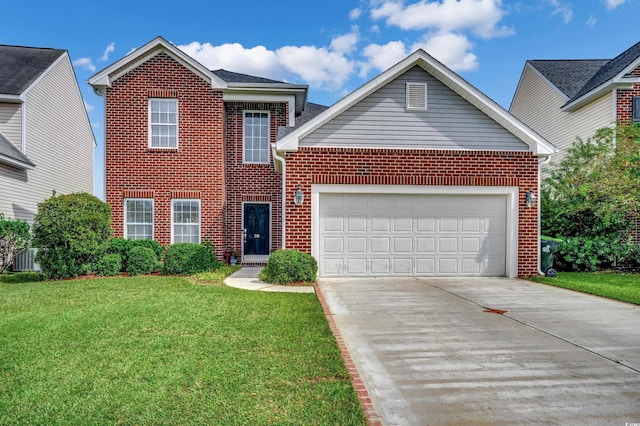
[271,144,286,249]
[538,155,551,276]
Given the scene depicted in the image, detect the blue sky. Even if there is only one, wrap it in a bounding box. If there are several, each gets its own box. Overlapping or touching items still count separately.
[1,0,639,199]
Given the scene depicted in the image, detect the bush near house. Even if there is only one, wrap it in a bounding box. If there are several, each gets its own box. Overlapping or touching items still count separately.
[126,246,158,276]
[260,249,318,284]
[542,123,640,271]
[96,253,122,277]
[107,238,163,272]
[32,192,112,279]
[0,214,30,274]
[162,242,221,275]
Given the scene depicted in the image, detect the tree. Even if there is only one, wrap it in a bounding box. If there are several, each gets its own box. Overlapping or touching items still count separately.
[32,192,112,279]
[0,214,30,274]
[542,123,640,238]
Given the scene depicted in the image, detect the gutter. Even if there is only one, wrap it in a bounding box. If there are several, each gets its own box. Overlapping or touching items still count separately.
[271,144,286,249]
[538,155,552,276]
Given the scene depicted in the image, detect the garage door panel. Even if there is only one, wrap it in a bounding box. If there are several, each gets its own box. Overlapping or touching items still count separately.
[371,237,390,253]
[319,194,507,277]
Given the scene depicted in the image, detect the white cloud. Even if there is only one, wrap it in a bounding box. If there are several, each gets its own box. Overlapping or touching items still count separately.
[100,42,115,61]
[349,7,362,19]
[178,40,354,90]
[586,15,597,28]
[330,29,360,54]
[73,57,95,72]
[549,0,573,23]
[370,0,514,39]
[412,32,478,71]
[84,101,95,113]
[603,0,627,9]
[276,45,354,89]
[360,41,408,77]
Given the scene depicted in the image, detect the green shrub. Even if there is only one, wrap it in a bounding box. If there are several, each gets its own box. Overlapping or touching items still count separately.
[555,235,639,272]
[0,214,31,274]
[259,249,317,284]
[108,238,163,272]
[162,243,220,275]
[127,246,158,276]
[96,253,122,276]
[32,193,112,279]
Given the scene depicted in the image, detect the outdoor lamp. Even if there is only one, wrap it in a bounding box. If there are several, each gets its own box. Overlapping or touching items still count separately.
[525,190,536,208]
[293,184,304,206]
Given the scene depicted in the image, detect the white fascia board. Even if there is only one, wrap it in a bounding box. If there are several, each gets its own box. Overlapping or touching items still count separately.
[88,36,226,91]
[0,94,24,103]
[0,155,35,170]
[561,81,633,112]
[223,92,296,126]
[277,49,556,156]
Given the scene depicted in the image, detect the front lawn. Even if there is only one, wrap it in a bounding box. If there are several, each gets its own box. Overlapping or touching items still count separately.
[529,272,640,305]
[0,273,365,425]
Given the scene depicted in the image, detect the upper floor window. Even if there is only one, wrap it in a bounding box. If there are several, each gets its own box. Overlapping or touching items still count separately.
[125,199,153,240]
[172,199,200,244]
[149,98,178,148]
[243,111,269,164]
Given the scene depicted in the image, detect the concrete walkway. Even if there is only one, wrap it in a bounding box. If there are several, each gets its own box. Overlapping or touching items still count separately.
[317,277,640,425]
[224,267,315,293]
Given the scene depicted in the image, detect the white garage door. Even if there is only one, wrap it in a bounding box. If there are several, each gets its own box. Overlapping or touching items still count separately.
[319,193,507,277]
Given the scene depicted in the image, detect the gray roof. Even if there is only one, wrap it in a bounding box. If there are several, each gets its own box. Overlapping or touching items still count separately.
[570,40,640,102]
[277,102,329,139]
[528,60,609,99]
[0,45,65,95]
[0,132,35,168]
[212,69,287,84]
[528,41,640,105]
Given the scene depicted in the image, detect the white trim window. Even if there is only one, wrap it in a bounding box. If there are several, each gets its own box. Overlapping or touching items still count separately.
[124,199,154,240]
[172,199,200,243]
[243,111,270,163]
[149,98,178,148]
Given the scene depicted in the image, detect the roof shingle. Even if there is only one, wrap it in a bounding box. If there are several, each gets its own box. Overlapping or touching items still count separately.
[0,45,65,95]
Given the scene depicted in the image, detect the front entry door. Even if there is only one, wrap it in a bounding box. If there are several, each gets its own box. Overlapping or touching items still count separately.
[243,204,270,255]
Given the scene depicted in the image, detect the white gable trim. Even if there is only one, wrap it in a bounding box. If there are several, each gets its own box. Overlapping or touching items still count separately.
[88,36,227,92]
[277,49,556,156]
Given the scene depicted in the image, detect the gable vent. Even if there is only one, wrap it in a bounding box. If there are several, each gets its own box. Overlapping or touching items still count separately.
[406,82,427,110]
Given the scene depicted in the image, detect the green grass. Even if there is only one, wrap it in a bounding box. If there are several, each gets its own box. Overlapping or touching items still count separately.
[529,271,640,305]
[0,272,365,425]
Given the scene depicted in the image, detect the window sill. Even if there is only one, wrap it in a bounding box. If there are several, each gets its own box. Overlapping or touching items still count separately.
[146,147,179,152]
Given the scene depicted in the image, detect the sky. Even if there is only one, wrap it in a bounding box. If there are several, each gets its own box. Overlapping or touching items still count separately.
[1,0,639,199]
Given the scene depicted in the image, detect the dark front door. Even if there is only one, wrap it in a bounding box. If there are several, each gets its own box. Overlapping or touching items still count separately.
[243,204,270,255]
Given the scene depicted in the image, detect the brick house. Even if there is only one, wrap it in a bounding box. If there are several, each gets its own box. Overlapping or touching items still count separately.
[90,37,555,278]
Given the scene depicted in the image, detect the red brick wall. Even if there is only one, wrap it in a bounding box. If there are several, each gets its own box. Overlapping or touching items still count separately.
[105,52,226,250]
[616,67,640,122]
[284,148,540,277]
[223,102,286,255]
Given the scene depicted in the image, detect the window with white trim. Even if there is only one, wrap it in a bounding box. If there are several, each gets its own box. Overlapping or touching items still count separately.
[172,199,200,243]
[149,98,178,148]
[406,82,427,110]
[243,111,269,163]
[125,199,153,240]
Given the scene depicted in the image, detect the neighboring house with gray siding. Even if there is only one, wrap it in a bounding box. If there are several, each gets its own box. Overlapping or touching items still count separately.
[510,41,640,166]
[0,45,95,223]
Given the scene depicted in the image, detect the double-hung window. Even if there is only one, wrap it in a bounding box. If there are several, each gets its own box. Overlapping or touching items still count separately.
[125,199,153,240]
[149,98,178,148]
[243,111,269,163]
[172,199,200,243]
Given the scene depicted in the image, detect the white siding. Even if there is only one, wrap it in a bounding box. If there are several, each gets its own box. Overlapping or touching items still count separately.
[0,103,22,146]
[0,54,94,222]
[302,67,529,151]
[510,65,614,168]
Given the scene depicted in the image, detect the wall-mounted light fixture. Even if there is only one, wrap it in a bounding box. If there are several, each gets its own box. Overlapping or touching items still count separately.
[293,184,304,206]
[525,190,536,208]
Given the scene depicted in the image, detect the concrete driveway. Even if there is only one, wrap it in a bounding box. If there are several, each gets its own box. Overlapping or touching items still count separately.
[317,277,640,425]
